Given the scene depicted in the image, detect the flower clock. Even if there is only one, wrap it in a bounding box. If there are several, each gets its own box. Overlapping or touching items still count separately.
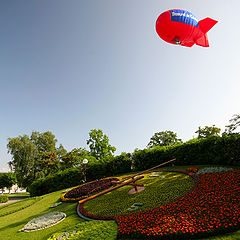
[115,169,240,239]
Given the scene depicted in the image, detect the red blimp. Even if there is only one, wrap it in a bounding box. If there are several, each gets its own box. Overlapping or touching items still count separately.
[156,9,218,47]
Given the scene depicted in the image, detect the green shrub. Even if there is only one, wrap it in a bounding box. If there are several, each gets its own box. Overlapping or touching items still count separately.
[133,134,240,170]
[29,168,84,197]
[107,153,132,175]
[86,159,109,181]
[133,145,172,170]
[86,153,132,181]
[0,195,8,203]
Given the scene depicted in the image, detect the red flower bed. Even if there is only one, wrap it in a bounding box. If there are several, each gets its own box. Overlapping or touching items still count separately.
[115,170,240,239]
[63,177,119,200]
[186,167,199,173]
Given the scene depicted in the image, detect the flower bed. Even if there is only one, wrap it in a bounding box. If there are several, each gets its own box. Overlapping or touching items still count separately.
[116,170,240,239]
[197,166,233,174]
[186,167,199,173]
[61,177,119,202]
[19,212,66,232]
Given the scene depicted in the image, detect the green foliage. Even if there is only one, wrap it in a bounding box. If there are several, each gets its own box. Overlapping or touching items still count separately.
[195,125,221,139]
[47,221,118,240]
[225,114,240,134]
[60,148,89,169]
[0,195,8,203]
[39,152,60,175]
[133,134,240,170]
[30,131,57,152]
[7,131,61,188]
[86,159,110,181]
[147,130,182,148]
[106,152,132,175]
[0,172,17,192]
[56,144,67,159]
[87,129,116,160]
[84,172,193,217]
[133,146,171,171]
[86,153,132,181]
[28,168,84,196]
[7,135,38,187]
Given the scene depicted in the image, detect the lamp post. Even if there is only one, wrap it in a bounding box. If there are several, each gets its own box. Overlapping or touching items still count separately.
[82,159,88,182]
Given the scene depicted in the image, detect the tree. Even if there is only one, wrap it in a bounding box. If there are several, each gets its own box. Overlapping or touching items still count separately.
[7,135,38,188]
[56,144,67,159]
[30,131,57,152]
[195,125,221,139]
[225,114,240,134]
[4,172,17,193]
[60,148,89,169]
[0,172,17,193]
[39,152,60,176]
[7,131,61,187]
[147,131,182,148]
[87,129,116,160]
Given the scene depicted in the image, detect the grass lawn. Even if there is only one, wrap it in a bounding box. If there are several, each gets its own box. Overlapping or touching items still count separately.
[0,189,83,240]
[0,165,239,240]
[7,192,30,199]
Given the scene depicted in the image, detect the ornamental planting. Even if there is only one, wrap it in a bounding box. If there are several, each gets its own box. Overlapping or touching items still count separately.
[115,170,240,239]
[61,177,119,201]
[19,212,66,232]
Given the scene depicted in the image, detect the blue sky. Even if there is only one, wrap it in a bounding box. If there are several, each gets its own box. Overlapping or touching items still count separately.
[1,0,239,170]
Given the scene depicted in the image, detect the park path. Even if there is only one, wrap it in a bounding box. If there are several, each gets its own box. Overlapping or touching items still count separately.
[0,198,26,206]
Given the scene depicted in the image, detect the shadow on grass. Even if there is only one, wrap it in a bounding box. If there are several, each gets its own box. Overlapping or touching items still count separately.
[8,196,29,200]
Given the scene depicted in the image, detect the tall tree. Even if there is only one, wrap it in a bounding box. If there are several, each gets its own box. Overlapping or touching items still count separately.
[147,130,182,148]
[7,131,60,187]
[56,144,67,160]
[195,125,221,139]
[7,135,37,187]
[87,129,116,160]
[225,114,240,134]
[30,131,57,152]
[39,152,60,175]
[60,148,89,169]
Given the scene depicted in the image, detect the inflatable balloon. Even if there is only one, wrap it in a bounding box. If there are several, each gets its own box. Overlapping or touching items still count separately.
[156,9,217,47]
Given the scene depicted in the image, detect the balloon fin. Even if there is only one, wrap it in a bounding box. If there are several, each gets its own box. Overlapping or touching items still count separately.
[195,34,209,47]
[198,17,218,33]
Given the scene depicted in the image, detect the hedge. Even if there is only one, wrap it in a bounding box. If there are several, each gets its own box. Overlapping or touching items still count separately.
[29,168,84,197]
[86,153,132,181]
[0,195,8,203]
[133,134,240,170]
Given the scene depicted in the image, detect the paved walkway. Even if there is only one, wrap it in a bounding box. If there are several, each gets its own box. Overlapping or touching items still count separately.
[0,198,26,206]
